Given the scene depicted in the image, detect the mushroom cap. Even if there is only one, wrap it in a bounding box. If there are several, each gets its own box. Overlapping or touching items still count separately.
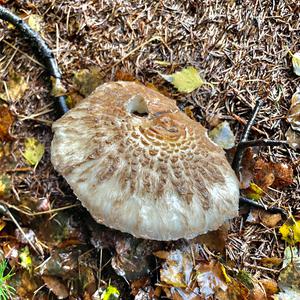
[51,81,239,241]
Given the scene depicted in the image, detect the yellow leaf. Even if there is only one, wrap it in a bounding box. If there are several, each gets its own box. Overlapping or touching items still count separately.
[22,137,45,166]
[220,264,231,284]
[19,246,32,271]
[0,72,28,102]
[0,219,6,232]
[73,68,104,96]
[50,77,67,97]
[0,175,10,197]
[279,215,300,245]
[154,60,171,66]
[290,52,300,76]
[0,180,6,195]
[27,14,43,32]
[160,66,212,93]
[101,285,120,300]
[245,182,264,200]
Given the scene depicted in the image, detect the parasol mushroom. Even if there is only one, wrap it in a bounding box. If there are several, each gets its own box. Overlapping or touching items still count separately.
[51,81,239,241]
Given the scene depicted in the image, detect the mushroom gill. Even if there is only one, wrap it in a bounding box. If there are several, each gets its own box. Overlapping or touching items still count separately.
[51,81,239,241]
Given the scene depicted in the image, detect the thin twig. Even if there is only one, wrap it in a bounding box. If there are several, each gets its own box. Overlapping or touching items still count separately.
[5,208,42,255]
[0,200,79,216]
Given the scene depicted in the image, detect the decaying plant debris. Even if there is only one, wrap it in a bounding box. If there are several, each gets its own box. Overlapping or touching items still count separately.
[0,0,300,299]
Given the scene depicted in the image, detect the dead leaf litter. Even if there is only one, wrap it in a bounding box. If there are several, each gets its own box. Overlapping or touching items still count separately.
[0,0,300,299]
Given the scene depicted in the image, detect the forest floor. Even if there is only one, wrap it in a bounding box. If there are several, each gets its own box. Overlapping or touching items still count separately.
[0,0,300,299]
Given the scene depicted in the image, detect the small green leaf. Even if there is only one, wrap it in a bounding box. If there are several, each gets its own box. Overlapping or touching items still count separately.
[101,285,120,300]
[19,246,32,271]
[22,137,44,166]
[160,66,212,93]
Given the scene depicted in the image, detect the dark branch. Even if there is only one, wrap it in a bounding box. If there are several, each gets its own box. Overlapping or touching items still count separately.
[239,197,288,218]
[0,5,68,115]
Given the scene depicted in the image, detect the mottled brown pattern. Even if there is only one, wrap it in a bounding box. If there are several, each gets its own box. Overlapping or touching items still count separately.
[51,81,239,240]
[54,85,228,197]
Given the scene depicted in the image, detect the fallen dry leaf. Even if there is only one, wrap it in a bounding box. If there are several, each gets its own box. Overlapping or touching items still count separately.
[22,137,45,166]
[153,250,170,260]
[184,106,196,121]
[260,257,282,268]
[259,211,282,228]
[290,51,300,76]
[248,283,267,300]
[115,69,136,81]
[73,67,104,97]
[160,249,193,288]
[287,90,300,132]
[208,121,235,150]
[42,275,69,299]
[286,127,300,149]
[0,105,14,141]
[249,210,279,227]
[0,174,10,197]
[196,261,249,300]
[131,277,151,296]
[101,285,120,300]
[253,159,293,190]
[260,278,278,297]
[27,14,43,32]
[246,209,281,228]
[171,287,201,300]
[0,71,28,102]
[239,148,256,189]
[279,215,300,245]
[244,182,264,200]
[275,246,300,299]
[160,66,212,93]
[50,77,67,97]
[191,225,228,252]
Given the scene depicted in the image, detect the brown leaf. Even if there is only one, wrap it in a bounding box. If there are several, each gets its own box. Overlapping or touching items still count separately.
[258,210,282,228]
[253,159,293,190]
[260,257,282,267]
[131,277,151,296]
[42,275,69,299]
[73,67,104,97]
[248,283,267,300]
[0,105,14,141]
[153,250,170,260]
[196,261,249,300]
[115,70,136,81]
[239,148,256,189]
[171,288,202,300]
[246,209,282,228]
[160,249,193,288]
[260,279,278,297]
[184,106,196,120]
[191,224,228,252]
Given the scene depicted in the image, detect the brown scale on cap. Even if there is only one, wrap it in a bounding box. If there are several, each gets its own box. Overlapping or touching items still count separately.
[51,81,239,240]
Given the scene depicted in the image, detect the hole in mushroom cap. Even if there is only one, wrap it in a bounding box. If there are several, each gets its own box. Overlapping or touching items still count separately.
[125,95,149,117]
